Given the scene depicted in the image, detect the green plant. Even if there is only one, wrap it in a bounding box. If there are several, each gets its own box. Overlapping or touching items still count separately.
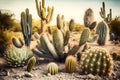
[27,56,36,72]
[35,0,54,33]
[21,8,32,47]
[96,21,109,45]
[65,55,77,73]
[84,8,96,30]
[99,2,112,24]
[111,52,120,61]
[12,37,24,48]
[4,46,33,67]
[80,47,113,77]
[110,17,120,40]
[47,62,58,75]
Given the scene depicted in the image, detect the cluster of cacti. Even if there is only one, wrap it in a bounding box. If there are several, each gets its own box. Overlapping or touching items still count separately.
[80,47,113,77]
[4,46,33,67]
[12,37,24,48]
[47,62,58,75]
[84,8,96,30]
[65,55,77,73]
[27,56,36,72]
[21,8,32,47]
[100,2,112,24]
[35,0,54,33]
[96,21,109,45]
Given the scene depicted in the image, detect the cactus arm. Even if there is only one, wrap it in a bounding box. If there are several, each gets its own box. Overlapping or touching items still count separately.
[32,49,53,59]
[64,30,70,46]
[69,19,74,31]
[87,34,98,43]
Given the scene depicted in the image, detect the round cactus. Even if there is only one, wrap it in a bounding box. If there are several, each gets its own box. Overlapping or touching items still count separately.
[80,47,113,77]
[65,55,77,73]
[4,46,33,67]
[47,62,58,75]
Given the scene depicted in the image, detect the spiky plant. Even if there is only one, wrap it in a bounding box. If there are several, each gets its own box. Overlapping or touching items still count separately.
[84,8,96,30]
[35,0,54,33]
[47,62,58,75]
[65,55,77,73]
[27,56,36,72]
[21,8,32,47]
[96,21,109,45]
[80,47,113,77]
[99,2,112,24]
[4,46,33,67]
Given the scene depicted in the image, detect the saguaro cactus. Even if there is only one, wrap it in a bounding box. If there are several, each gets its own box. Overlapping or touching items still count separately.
[80,47,113,77]
[21,8,32,47]
[84,8,96,30]
[96,21,109,45]
[35,0,54,33]
[100,2,112,24]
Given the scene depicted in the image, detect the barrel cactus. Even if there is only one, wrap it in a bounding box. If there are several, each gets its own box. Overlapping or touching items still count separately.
[96,21,109,45]
[80,47,113,77]
[4,46,33,67]
[65,55,77,73]
[47,62,58,75]
[27,56,36,72]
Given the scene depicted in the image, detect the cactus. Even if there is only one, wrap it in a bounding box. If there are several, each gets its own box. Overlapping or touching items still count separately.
[35,0,54,33]
[12,37,24,48]
[84,8,96,30]
[47,62,58,75]
[96,21,109,45]
[4,46,33,67]
[21,8,32,47]
[69,19,74,31]
[80,47,113,77]
[65,55,77,73]
[27,56,36,72]
[100,2,112,24]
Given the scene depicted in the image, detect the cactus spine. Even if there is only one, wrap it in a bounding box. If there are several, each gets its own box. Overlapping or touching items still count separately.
[100,2,112,24]
[96,21,109,45]
[27,56,36,72]
[21,8,32,47]
[47,62,58,75]
[35,0,54,33]
[84,8,96,30]
[4,46,33,67]
[12,37,24,48]
[80,47,113,77]
[65,55,77,73]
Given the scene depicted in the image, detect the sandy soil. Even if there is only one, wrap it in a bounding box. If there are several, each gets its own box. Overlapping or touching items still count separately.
[0,32,120,80]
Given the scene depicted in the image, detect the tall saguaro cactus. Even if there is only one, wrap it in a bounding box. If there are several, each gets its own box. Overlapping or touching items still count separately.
[100,2,112,24]
[21,8,32,47]
[35,0,54,33]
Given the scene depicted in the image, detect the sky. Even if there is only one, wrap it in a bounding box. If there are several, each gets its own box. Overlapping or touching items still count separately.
[0,0,120,25]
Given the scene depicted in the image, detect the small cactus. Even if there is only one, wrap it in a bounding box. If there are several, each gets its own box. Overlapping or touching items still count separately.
[12,37,24,48]
[27,56,36,72]
[47,62,58,75]
[4,46,33,67]
[96,21,109,45]
[69,19,74,31]
[65,55,77,73]
[80,47,113,77]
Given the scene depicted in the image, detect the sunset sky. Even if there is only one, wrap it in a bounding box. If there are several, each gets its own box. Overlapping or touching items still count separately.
[0,0,120,24]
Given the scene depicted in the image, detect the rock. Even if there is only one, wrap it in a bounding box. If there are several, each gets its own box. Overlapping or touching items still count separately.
[47,73,51,76]
[24,72,33,78]
[87,74,95,79]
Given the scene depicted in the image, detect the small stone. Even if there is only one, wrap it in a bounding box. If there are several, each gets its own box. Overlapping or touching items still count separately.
[24,72,33,78]
[47,73,51,76]
[87,74,95,79]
